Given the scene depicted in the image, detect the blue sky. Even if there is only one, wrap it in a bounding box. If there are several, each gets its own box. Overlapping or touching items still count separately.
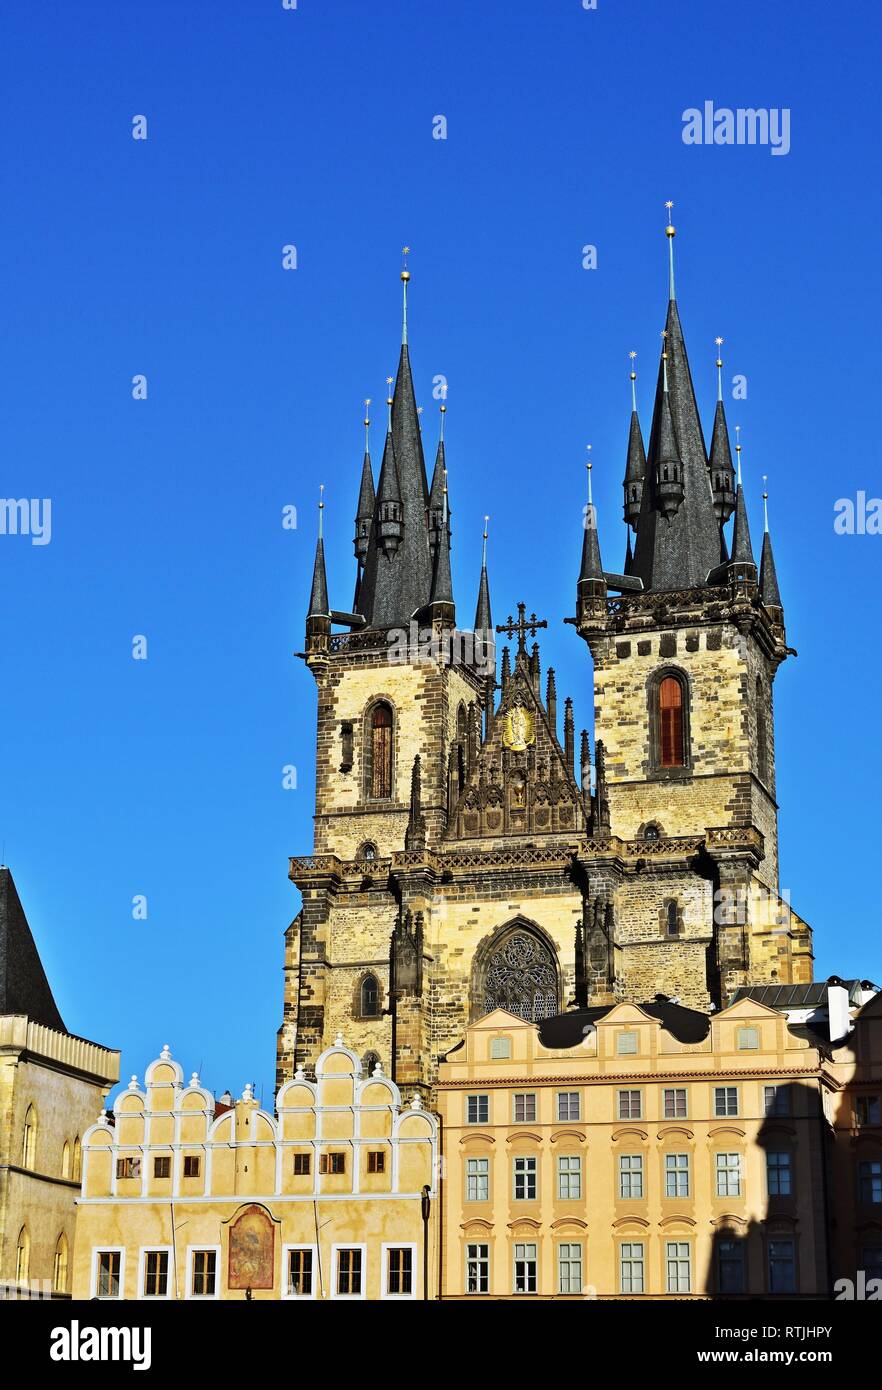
[2,0,880,1103]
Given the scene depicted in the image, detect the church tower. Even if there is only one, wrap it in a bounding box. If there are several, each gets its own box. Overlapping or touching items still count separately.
[279,226,813,1101]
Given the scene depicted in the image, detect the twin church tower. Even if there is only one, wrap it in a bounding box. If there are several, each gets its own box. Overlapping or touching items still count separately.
[277,217,813,1100]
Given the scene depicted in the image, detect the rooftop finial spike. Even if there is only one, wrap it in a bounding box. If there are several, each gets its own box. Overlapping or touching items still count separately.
[735,423,742,486]
[715,337,724,402]
[439,382,447,442]
[400,245,410,345]
[318,483,324,539]
[664,200,676,300]
[629,350,637,411]
[763,475,769,533]
[482,514,489,567]
[386,376,393,431]
[661,329,669,392]
[364,398,371,453]
[586,444,593,505]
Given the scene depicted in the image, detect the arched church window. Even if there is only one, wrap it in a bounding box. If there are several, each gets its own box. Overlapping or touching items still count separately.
[357,841,377,862]
[658,675,685,766]
[666,901,681,936]
[360,974,381,1018]
[367,702,393,800]
[53,1233,69,1294]
[22,1106,36,1169]
[362,1051,381,1076]
[481,930,558,1023]
[644,823,661,841]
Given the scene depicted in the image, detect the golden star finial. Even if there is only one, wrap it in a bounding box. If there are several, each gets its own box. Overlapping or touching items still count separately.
[629,350,636,360]
[715,336,724,347]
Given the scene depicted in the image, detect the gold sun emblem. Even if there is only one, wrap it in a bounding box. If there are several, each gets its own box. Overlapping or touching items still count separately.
[503,705,535,751]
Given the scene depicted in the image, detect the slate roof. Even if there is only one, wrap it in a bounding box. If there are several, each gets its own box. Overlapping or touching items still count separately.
[0,866,66,1031]
[538,995,711,1049]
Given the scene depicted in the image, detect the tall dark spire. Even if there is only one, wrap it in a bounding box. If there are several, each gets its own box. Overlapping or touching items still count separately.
[730,483,756,569]
[307,486,330,620]
[578,447,604,583]
[428,458,455,621]
[709,340,736,525]
[427,400,447,561]
[354,400,376,565]
[630,210,722,591]
[623,353,646,530]
[474,516,492,632]
[760,480,783,619]
[355,255,434,629]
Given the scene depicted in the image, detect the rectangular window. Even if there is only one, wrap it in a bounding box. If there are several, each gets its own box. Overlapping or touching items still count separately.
[764,1085,792,1117]
[320,1152,346,1175]
[183,1155,201,1178]
[96,1251,122,1299]
[858,1160,882,1204]
[717,1237,745,1294]
[367,1151,386,1174]
[664,1153,689,1198]
[293,1153,311,1176]
[467,1094,489,1124]
[737,1026,759,1050]
[466,1243,489,1294]
[714,1086,739,1117]
[557,1154,582,1200]
[767,1151,792,1197]
[716,1152,742,1198]
[513,1242,537,1295]
[287,1248,313,1297]
[663,1088,687,1119]
[490,1037,510,1059]
[191,1250,217,1298]
[513,1156,537,1201]
[557,1092,580,1121]
[513,1093,536,1123]
[620,1242,644,1294]
[143,1250,169,1298]
[666,1241,691,1294]
[466,1157,489,1203]
[857,1095,881,1126]
[617,1031,638,1056]
[768,1239,796,1294]
[618,1089,642,1120]
[153,1156,171,1179]
[558,1243,583,1295]
[116,1157,140,1180]
[336,1248,362,1297]
[619,1154,643,1199]
[386,1247,413,1296]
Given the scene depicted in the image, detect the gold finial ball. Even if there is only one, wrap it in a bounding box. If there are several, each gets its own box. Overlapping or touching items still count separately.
[401,269,410,282]
[440,403,447,413]
[716,358,723,369]
[666,224,676,237]
[630,371,637,381]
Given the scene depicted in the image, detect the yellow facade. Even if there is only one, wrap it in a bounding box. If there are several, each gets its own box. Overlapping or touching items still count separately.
[0,1016,118,1297]
[72,1039,438,1300]
[436,1000,829,1298]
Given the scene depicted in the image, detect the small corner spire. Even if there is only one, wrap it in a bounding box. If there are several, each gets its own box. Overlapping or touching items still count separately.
[664,200,676,301]
[759,476,784,617]
[578,444,605,588]
[400,246,410,345]
[474,514,493,633]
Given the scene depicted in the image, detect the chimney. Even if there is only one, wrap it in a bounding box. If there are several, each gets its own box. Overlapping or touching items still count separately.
[826,976,851,1044]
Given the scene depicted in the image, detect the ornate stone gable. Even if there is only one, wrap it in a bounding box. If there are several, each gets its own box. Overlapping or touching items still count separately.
[445,653,586,843]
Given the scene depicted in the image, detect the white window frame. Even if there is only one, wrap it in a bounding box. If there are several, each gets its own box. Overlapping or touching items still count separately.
[619,1153,644,1199]
[618,1088,642,1120]
[664,1152,690,1199]
[138,1245,173,1300]
[466,1094,490,1125]
[91,1245,126,1300]
[466,1156,490,1203]
[331,1242,367,1301]
[620,1241,644,1294]
[465,1242,490,1295]
[716,1151,742,1198]
[557,1242,583,1295]
[512,1092,537,1124]
[381,1241,417,1300]
[665,1240,692,1294]
[557,1091,581,1122]
[714,1085,739,1117]
[557,1153,582,1200]
[663,1087,688,1119]
[512,1241,538,1295]
[513,1154,538,1201]
[185,1244,221,1300]
[281,1242,318,1300]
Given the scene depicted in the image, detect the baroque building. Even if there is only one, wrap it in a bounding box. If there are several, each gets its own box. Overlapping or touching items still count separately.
[0,866,119,1296]
[278,223,813,1103]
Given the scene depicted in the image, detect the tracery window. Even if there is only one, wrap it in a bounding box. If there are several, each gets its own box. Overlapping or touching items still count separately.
[359,974,381,1018]
[482,930,558,1022]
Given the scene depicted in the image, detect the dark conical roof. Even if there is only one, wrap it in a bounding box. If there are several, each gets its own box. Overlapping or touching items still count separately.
[631,300,721,590]
[730,484,756,565]
[624,410,646,486]
[709,399,734,479]
[307,535,330,617]
[760,529,782,609]
[429,487,454,610]
[356,449,375,521]
[474,556,492,632]
[0,867,65,1030]
[579,502,604,581]
[356,343,434,628]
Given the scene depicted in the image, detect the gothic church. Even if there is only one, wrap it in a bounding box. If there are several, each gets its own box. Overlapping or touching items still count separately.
[277,221,813,1100]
